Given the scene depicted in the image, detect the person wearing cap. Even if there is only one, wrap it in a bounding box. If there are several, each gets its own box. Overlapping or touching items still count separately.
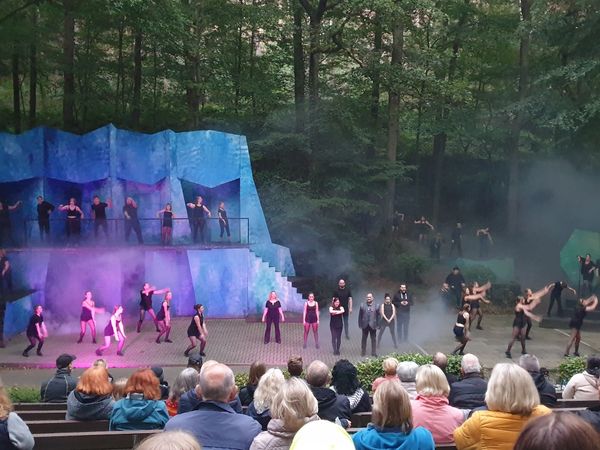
[40,354,77,403]
[151,367,170,400]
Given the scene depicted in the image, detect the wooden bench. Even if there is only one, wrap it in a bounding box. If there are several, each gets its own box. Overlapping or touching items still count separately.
[18,410,67,421]
[14,402,67,411]
[26,419,109,434]
[33,430,159,450]
[555,399,600,408]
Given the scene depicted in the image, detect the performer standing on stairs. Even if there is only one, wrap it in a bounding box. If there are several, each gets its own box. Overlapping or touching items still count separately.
[137,283,170,333]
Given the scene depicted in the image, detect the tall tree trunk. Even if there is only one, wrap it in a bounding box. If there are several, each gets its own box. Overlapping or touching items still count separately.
[307,15,321,122]
[116,21,124,116]
[28,6,37,128]
[292,1,305,132]
[62,0,76,131]
[12,51,21,133]
[131,28,143,127]
[370,13,382,123]
[152,44,158,128]
[507,0,531,235]
[249,0,257,114]
[234,1,243,113]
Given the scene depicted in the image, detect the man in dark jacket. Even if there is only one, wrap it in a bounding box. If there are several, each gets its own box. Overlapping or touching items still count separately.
[448,353,487,409]
[306,360,352,428]
[518,354,557,407]
[433,352,458,385]
[392,284,413,342]
[358,293,379,357]
[41,354,77,403]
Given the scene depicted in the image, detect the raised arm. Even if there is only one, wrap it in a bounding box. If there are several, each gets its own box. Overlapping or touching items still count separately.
[585,295,598,312]
[186,202,196,208]
[530,284,552,301]
[8,200,22,210]
[474,281,492,294]
[1,259,9,276]
[154,287,170,295]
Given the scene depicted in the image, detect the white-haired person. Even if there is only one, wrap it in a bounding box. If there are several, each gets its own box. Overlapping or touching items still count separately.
[136,430,201,450]
[247,368,286,431]
[454,363,552,450]
[396,361,418,399]
[448,353,487,409]
[372,357,400,392]
[411,364,464,444]
[250,377,319,450]
[352,380,434,450]
[290,420,355,450]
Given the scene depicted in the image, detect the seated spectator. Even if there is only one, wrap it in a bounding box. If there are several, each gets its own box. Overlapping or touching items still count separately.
[433,352,458,385]
[290,420,355,450]
[396,361,418,399]
[247,368,285,430]
[515,412,600,450]
[454,363,552,450]
[330,359,371,413]
[448,353,487,409]
[352,380,435,450]
[40,353,77,403]
[250,377,319,450]
[287,355,303,378]
[519,354,557,407]
[166,368,199,417]
[372,357,400,392]
[563,356,600,400]
[0,377,34,450]
[240,361,267,406]
[66,366,114,421]
[112,377,128,400]
[109,368,169,431]
[136,430,201,450]
[165,362,262,450]
[575,385,600,432]
[305,360,352,428]
[411,364,464,444]
[187,354,203,372]
[92,358,114,383]
[151,366,170,400]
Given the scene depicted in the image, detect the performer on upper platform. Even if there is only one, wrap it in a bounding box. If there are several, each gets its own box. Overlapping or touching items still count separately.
[156,291,173,344]
[0,200,22,246]
[59,198,84,245]
[187,196,211,244]
[329,297,344,355]
[449,222,463,257]
[78,291,105,344]
[23,305,47,357]
[218,202,230,240]
[564,294,598,357]
[302,293,319,349]
[476,227,493,258]
[123,197,143,244]
[96,305,126,357]
[505,296,542,359]
[0,249,12,298]
[577,254,596,297]
[157,203,175,245]
[547,281,576,317]
[184,303,207,357]
[262,291,284,344]
[137,283,170,333]
[36,196,55,241]
[414,216,434,245]
[91,195,111,239]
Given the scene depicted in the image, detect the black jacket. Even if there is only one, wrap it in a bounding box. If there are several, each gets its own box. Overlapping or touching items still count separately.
[531,372,557,407]
[310,386,352,428]
[576,405,600,433]
[40,369,77,403]
[448,373,487,409]
[239,384,257,407]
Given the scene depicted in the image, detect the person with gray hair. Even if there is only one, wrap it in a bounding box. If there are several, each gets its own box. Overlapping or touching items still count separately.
[165,362,261,450]
[433,352,458,385]
[518,354,557,407]
[448,353,487,409]
[396,361,418,399]
[305,360,352,428]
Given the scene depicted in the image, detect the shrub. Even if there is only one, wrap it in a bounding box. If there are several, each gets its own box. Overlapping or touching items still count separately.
[385,254,430,284]
[462,265,497,284]
[558,356,586,384]
[235,372,249,389]
[8,386,40,403]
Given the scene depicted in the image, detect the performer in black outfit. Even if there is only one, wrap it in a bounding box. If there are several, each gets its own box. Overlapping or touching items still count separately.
[262,291,285,344]
[463,281,491,330]
[218,202,230,240]
[78,291,104,344]
[0,249,12,298]
[378,294,397,349]
[449,222,463,257]
[451,303,470,355]
[157,203,175,245]
[476,228,493,258]
[96,305,126,356]
[59,198,84,245]
[414,216,434,245]
[505,296,541,358]
[156,291,173,344]
[23,305,47,357]
[91,196,111,239]
[123,197,143,244]
[137,283,169,333]
[522,285,552,340]
[392,284,412,342]
[186,196,212,244]
[547,281,576,317]
[430,233,443,261]
[444,267,466,308]
[329,297,344,355]
[564,295,598,357]
[36,196,54,241]
[302,293,319,349]
[0,200,22,246]
[333,279,353,340]
[184,304,208,357]
[578,254,596,297]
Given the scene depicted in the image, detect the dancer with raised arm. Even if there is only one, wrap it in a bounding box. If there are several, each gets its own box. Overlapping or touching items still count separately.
[59,198,84,245]
[36,196,54,241]
[302,292,319,349]
[77,291,105,344]
[156,291,173,344]
[476,228,493,258]
[451,303,471,355]
[91,196,111,239]
[137,283,170,333]
[96,305,126,356]
[157,203,175,245]
[414,216,434,245]
[505,294,545,359]
[184,304,208,357]
[564,295,598,357]
[22,305,47,357]
[218,201,230,240]
[464,281,492,330]
[123,197,143,244]
[186,196,211,244]
[262,291,285,344]
[378,293,397,349]
[329,297,344,355]
[578,254,596,297]
[523,284,552,340]
[547,281,576,317]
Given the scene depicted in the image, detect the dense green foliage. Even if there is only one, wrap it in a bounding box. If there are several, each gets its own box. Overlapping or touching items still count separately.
[7,386,41,403]
[558,355,586,384]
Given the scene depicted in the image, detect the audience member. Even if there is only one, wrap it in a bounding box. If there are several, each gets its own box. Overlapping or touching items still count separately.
[448,353,487,409]
[250,377,319,450]
[433,352,458,385]
[247,368,285,430]
[92,358,114,383]
[514,412,599,450]
[112,377,128,400]
[187,354,203,372]
[0,377,34,450]
[165,362,262,450]
[454,363,552,450]
[151,366,170,400]
[287,356,303,378]
[305,360,352,428]
[330,359,371,413]
[66,366,114,421]
[396,361,418,399]
[136,430,202,450]
[372,357,400,392]
[109,369,169,431]
[563,356,600,400]
[518,354,557,407]
[166,368,199,417]
[290,420,354,450]
[40,353,77,403]
[240,361,267,406]
[411,364,464,444]
[352,380,435,450]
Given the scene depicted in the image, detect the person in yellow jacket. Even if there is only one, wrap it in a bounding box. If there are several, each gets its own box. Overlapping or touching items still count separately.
[454,363,552,450]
